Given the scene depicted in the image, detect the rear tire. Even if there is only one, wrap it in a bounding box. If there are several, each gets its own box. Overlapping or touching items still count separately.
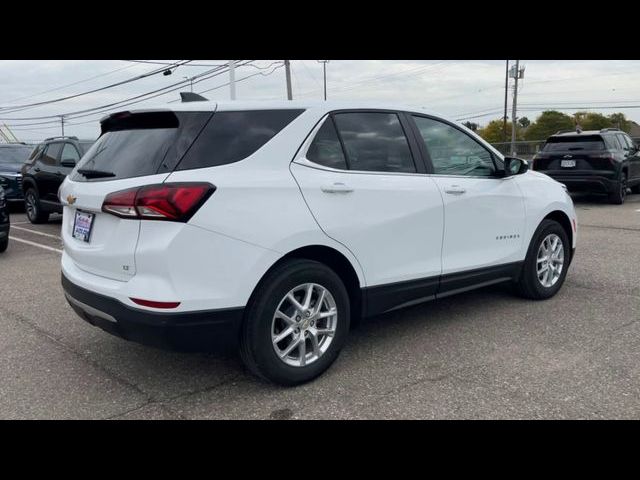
[608,172,627,205]
[240,259,350,386]
[631,183,640,194]
[24,188,49,224]
[515,219,570,300]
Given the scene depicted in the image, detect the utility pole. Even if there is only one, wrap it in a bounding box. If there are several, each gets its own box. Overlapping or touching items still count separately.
[229,60,236,100]
[503,60,509,143]
[60,116,65,136]
[284,60,293,100]
[318,60,329,100]
[510,60,521,156]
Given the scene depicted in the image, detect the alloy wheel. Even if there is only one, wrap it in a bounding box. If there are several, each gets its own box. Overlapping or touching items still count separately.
[271,283,338,367]
[536,233,564,288]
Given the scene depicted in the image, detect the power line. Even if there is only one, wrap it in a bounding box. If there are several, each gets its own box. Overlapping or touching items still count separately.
[0,60,192,114]
[1,62,139,105]
[0,63,234,123]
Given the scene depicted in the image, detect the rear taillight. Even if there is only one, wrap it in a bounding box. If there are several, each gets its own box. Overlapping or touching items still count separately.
[102,182,215,221]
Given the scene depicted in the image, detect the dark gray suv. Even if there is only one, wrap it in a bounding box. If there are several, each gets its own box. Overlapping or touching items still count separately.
[532,128,640,204]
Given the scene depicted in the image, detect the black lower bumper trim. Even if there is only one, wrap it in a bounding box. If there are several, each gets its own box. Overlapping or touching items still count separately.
[61,273,244,353]
[544,174,618,193]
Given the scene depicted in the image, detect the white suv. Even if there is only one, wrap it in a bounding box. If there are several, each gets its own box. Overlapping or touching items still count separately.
[60,100,577,385]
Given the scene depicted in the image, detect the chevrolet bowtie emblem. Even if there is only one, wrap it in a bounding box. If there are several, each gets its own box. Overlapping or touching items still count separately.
[66,194,77,205]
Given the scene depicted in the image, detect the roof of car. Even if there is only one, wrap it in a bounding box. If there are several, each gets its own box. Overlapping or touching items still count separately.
[551,129,623,137]
[110,99,445,118]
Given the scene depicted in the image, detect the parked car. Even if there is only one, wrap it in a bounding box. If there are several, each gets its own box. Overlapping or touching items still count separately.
[0,185,8,253]
[0,143,33,204]
[59,101,578,385]
[21,136,94,223]
[532,128,640,204]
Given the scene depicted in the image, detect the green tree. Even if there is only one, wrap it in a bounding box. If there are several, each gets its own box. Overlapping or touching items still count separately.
[525,111,574,141]
[462,121,479,132]
[518,117,531,129]
[477,119,523,143]
[607,112,631,133]
[574,111,612,131]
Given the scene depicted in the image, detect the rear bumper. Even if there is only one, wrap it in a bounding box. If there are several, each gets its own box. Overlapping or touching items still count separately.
[542,171,618,193]
[62,273,244,353]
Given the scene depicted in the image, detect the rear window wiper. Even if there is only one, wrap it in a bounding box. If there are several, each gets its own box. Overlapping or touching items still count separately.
[77,168,116,179]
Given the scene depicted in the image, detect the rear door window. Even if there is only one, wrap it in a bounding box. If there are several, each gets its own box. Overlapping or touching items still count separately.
[543,136,606,152]
[332,112,416,173]
[61,143,81,163]
[41,143,63,166]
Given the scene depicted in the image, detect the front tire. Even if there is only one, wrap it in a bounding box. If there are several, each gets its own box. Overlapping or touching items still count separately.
[24,188,49,224]
[240,259,350,386]
[515,219,570,300]
[0,236,7,253]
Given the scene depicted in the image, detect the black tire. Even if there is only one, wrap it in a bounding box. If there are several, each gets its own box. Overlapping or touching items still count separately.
[240,259,350,386]
[631,183,640,194]
[514,219,570,300]
[24,188,49,224]
[0,236,7,253]
[608,172,627,205]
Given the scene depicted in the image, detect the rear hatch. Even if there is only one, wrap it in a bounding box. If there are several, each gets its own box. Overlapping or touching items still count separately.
[534,135,614,172]
[59,109,215,281]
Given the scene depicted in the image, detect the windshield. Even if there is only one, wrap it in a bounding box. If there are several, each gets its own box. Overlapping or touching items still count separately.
[0,145,33,164]
[542,136,605,152]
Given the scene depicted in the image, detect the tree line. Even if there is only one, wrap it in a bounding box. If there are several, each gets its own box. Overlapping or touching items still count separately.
[462,111,636,143]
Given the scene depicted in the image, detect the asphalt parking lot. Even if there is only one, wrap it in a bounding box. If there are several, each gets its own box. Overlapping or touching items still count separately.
[1,193,639,420]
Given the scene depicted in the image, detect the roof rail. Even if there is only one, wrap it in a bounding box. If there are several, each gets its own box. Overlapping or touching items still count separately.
[555,129,575,135]
[44,135,78,141]
[600,128,621,133]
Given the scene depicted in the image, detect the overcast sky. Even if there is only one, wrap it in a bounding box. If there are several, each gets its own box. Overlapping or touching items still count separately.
[1,60,639,142]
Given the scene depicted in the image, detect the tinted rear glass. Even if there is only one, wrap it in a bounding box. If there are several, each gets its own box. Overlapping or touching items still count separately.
[71,111,212,182]
[542,136,605,152]
[0,145,33,164]
[175,109,304,171]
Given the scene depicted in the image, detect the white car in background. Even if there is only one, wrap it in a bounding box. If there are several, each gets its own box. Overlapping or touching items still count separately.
[59,100,577,385]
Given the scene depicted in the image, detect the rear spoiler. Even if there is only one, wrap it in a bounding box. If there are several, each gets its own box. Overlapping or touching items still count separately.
[180,92,209,102]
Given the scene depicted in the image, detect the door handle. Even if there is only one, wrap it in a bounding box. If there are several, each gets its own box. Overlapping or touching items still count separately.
[444,186,466,195]
[55,171,63,176]
[34,167,41,172]
[321,182,354,194]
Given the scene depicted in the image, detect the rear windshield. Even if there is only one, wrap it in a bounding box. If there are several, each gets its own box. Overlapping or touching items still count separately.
[0,145,33,164]
[542,135,605,152]
[72,109,304,182]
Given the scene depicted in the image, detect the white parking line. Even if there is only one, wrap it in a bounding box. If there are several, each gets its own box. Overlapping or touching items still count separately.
[10,225,61,239]
[8,236,63,254]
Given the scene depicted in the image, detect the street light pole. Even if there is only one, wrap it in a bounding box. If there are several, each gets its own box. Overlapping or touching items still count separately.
[229,60,236,100]
[503,60,509,143]
[284,60,293,100]
[511,60,520,156]
[318,60,329,100]
[60,116,65,136]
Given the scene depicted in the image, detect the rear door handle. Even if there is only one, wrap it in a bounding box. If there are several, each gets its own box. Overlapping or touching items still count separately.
[321,182,354,194]
[34,167,41,172]
[444,186,466,195]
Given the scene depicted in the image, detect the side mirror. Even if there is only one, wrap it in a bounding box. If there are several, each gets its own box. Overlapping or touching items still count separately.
[503,156,529,176]
[60,159,77,167]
